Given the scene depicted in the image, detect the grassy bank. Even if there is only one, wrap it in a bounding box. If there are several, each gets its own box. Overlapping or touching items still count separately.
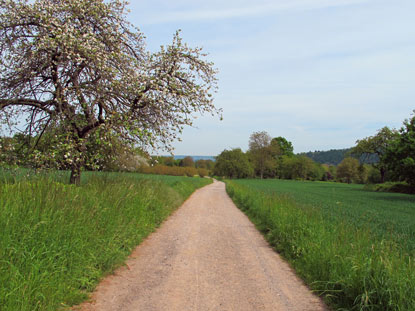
[226,179,415,311]
[0,170,210,311]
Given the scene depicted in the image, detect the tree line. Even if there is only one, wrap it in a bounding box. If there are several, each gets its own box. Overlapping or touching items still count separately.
[213,111,415,189]
[213,132,331,181]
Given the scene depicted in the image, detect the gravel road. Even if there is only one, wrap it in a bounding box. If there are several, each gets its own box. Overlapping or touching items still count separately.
[77,180,328,311]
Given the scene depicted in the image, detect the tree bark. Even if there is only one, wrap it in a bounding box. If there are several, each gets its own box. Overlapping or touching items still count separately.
[380,167,385,183]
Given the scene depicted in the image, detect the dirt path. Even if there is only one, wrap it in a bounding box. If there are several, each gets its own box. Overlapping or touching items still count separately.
[76,180,328,311]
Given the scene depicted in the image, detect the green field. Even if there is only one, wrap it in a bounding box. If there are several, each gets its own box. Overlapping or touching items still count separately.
[0,170,210,311]
[233,179,415,251]
[226,179,415,311]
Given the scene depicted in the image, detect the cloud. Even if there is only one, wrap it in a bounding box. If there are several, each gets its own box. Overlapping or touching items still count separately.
[140,0,370,25]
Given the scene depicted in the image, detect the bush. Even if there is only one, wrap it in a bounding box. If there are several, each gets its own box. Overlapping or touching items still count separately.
[139,165,202,177]
[184,167,197,177]
[198,168,209,178]
[367,182,415,195]
[367,165,382,184]
[336,157,359,183]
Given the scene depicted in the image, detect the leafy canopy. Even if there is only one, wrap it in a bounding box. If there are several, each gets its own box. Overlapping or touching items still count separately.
[385,113,415,186]
[351,126,398,182]
[214,148,253,179]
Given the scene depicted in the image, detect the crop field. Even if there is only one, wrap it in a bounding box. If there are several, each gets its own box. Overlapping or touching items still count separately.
[0,169,210,311]
[233,179,415,252]
[226,179,415,311]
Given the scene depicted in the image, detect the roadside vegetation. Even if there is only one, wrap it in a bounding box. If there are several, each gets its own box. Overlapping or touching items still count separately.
[226,179,415,310]
[140,156,214,178]
[0,170,211,311]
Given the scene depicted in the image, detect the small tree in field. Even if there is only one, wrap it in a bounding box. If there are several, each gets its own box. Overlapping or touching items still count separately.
[0,0,220,184]
[249,131,272,179]
[337,157,359,183]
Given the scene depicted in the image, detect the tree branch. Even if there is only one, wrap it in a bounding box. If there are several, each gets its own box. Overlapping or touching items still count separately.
[0,98,54,114]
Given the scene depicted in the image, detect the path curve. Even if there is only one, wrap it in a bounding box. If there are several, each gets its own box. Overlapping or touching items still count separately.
[76,180,328,311]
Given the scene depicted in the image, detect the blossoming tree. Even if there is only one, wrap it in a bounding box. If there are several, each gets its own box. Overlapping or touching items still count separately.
[0,0,220,184]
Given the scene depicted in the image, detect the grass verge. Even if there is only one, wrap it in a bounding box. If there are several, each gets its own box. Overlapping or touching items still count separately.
[225,180,415,311]
[0,171,210,311]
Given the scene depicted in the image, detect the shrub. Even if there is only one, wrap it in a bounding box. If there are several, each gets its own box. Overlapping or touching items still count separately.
[198,168,209,178]
[369,182,415,194]
[336,157,359,183]
[139,165,202,177]
[184,167,197,177]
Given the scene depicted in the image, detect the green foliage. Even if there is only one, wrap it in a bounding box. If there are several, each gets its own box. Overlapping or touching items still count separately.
[198,168,209,178]
[146,157,214,177]
[321,164,336,181]
[213,132,324,181]
[139,164,206,177]
[278,155,323,180]
[226,179,415,310]
[351,127,399,183]
[384,114,415,186]
[0,170,210,310]
[366,164,382,184]
[248,131,273,179]
[300,148,353,165]
[336,157,360,183]
[162,156,177,167]
[179,156,195,167]
[271,136,294,156]
[301,148,380,166]
[195,159,215,170]
[213,148,253,178]
[366,182,415,195]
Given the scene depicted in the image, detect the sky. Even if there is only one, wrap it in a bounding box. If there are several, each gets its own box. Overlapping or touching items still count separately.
[127,0,415,155]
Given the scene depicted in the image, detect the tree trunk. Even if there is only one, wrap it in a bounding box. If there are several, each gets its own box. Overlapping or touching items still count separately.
[380,167,385,183]
[70,162,82,185]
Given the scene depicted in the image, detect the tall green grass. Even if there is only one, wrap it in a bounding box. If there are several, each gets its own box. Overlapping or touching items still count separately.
[0,170,210,311]
[226,180,415,311]
[233,179,415,252]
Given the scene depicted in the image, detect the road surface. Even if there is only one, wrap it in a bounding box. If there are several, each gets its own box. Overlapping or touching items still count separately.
[77,180,328,311]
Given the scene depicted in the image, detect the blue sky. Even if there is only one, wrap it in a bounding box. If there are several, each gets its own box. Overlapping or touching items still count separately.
[128,0,415,155]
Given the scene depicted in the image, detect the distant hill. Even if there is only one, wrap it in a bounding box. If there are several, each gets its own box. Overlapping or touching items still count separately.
[299,149,351,165]
[299,148,379,166]
[173,155,216,162]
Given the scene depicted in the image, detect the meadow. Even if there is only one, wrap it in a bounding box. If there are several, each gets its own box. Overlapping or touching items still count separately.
[226,179,415,311]
[0,169,211,311]
[233,179,415,252]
